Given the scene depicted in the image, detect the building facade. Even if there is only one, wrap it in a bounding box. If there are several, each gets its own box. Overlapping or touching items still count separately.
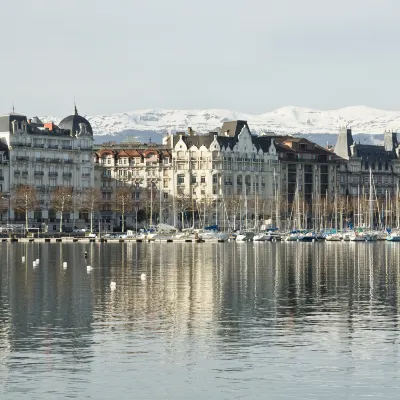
[165,121,279,230]
[334,127,400,227]
[94,140,172,231]
[0,107,94,230]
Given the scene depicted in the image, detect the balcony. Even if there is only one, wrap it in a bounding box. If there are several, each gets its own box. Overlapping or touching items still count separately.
[49,159,60,164]
[63,172,72,178]
[49,172,58,177]
[34,171,44,176]
[62,145,72,150]
[22,171,28,176]
[63,159,73,164]
[102,187,113,192]
[16,156,29,162]
[35,157,46,163]
[82,173,91,177]
[48,145,59,149]
[14,171,20,175]
[34,144,45,148]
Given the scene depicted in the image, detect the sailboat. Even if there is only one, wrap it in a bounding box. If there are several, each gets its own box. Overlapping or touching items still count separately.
[236,184,255,242]
[364,168,378,242]
[349,185,365,241]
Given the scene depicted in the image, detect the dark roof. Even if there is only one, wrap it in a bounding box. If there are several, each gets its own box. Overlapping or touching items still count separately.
[58,106,93,137]
[355,144,396,164]
[220,120,250,138]
[0,114,27,133]
[174,121,254,151]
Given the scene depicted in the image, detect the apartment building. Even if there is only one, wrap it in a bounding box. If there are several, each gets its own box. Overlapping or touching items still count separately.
[0,107,94,229]
[94,140,172,231]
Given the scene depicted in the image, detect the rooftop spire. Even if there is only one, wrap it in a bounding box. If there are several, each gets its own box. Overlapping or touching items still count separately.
[74,98,78,115]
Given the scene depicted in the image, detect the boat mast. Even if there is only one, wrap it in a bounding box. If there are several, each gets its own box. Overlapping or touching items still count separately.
[369,168,373,229]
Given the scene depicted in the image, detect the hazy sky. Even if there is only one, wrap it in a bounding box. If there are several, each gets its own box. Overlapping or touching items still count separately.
[1,0,399,117]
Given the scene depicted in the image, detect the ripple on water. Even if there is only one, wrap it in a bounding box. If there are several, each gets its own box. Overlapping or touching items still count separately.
[0,242,399,399]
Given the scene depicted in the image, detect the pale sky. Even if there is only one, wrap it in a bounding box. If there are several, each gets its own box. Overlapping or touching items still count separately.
[1,0,399,117]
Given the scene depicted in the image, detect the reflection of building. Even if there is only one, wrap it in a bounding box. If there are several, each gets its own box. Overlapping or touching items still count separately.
[0,106,94,229]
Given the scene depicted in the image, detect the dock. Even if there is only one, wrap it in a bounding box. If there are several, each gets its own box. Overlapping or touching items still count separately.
[0,237,228,244]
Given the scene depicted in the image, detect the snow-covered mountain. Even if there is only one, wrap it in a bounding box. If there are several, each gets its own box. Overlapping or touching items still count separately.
[42,105,400,140]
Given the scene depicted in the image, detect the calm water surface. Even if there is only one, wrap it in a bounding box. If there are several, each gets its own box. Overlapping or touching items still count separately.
[0,241,400,399]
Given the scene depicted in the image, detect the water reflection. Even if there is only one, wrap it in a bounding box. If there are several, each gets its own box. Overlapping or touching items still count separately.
[0,242,400,399]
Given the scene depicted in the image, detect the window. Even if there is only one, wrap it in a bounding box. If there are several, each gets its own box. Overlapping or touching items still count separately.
[191,176,196,184]
[163,192,168,199]
[213,175,218,184]
[177,174,184,184]
[201,176,205,183]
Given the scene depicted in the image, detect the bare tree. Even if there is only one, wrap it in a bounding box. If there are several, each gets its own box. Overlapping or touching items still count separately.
[196,196,214,227]
[224,195,243,231]
[141,184,160,227]
[81,188,101,233]
[50,186,73,232]
[12,185,38,232]
[176,193,192,229]
[115,187,133,232]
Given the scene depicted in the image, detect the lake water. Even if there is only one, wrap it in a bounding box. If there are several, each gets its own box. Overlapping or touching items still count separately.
[0,241,400,399]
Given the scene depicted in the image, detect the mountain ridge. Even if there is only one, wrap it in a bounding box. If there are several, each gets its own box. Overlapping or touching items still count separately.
[40,105,400,139]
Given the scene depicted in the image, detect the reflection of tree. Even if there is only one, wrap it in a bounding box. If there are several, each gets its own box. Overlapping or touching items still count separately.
[81,188,101,233]
[115,187,133,232]
[12,185,38,232]
[50,186,73,232]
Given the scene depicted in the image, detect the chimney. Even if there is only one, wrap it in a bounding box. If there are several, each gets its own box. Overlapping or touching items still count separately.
[334,127,354,160]
[384,130,398,152]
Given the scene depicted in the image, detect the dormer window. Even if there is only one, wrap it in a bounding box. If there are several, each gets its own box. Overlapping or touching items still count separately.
[12,120,18,133]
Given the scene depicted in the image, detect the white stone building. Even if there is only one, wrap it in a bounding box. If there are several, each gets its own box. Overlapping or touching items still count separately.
[164,121,279,230]
[0,107,94,230]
